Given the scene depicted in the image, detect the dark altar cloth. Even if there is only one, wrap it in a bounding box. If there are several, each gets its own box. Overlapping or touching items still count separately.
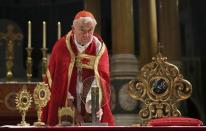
[1,126,206,131]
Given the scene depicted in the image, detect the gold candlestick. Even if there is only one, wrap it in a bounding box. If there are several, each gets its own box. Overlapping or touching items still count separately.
[26,20,32,82]
[26,47,32,82]
[15,85,32,126]
[33,82,51,126]
[41,48,47,80]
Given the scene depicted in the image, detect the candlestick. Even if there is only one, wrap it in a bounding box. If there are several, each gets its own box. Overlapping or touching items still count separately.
[57,22,61,40]
[26,47,33,82]
[43,21,46,48]
[41,48,47,80]
[28,21,31,48]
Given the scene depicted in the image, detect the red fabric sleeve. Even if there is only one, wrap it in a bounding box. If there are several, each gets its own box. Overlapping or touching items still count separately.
[41,39,58,123]
[98,45,115,126]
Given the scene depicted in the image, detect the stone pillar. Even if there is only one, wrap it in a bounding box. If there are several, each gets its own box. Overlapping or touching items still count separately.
[139,0,158,67]
[158,0,181,63]
[84,0,101,35]
[111,0,138,80]
[110,0,139,125]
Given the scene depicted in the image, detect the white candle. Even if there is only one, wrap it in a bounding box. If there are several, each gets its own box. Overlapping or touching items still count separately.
[57,21,61,40]
[28,21,31,48]
[43,21,46,48]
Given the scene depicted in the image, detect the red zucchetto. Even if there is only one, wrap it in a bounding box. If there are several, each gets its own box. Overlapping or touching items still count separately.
[74,10,95,20]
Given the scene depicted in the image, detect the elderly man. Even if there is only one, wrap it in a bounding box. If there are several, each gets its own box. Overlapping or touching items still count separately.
[42,10,114,126]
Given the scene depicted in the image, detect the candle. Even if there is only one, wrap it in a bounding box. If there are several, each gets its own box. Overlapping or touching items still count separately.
[43,21,46,48]
[28,21,31,48]
[57,22,61,40]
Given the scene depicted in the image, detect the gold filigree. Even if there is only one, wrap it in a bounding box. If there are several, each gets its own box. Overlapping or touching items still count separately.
[15,85,32,126]
[128,52,192,123]
[33,82,51,126]
[33,82,50,106]
[58,107,75,126]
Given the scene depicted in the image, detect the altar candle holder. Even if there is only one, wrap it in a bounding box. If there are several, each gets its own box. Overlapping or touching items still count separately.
[41,48,47,80]
[41,21,47,80]
[26,47,33,82]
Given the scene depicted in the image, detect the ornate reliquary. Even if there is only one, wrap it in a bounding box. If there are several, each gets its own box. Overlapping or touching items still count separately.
[128,52,192,123]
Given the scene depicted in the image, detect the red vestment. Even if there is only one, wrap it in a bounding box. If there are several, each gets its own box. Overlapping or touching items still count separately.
[42,31,114,126]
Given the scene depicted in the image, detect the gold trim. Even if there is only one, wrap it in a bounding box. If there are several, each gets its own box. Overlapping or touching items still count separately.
[46,69,52,88]
[76,54,96,69]
[65,32,106,107]
[65,31,76,107]
[94,43,106,106]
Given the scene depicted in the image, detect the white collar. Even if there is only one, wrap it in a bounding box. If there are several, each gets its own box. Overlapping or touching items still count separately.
[74,35,93,53]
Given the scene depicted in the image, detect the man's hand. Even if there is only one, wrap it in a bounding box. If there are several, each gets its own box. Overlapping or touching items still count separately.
[96,108,103,121]
[85,100,103,121]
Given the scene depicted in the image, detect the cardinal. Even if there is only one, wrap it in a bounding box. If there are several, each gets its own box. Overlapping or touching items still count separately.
[41,10,115,126]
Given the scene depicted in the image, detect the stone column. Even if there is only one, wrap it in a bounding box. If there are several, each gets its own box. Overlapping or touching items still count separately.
[84,0,101,35]
[139,0,158,67]
[158,0,181,63]
[111,0,138,80]
[111,1,140,126]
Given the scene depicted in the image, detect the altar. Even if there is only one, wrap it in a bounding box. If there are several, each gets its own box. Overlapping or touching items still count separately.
[0,126,206,131]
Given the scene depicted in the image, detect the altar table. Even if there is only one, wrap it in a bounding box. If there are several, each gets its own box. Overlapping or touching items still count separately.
[0,126,206,131]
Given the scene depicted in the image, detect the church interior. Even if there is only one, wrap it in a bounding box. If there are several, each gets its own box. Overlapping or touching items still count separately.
[0,0,206,127]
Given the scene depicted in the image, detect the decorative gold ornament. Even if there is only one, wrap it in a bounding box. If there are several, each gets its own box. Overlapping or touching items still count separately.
[33,82,51,126]
[58,107,75,126]
[15,85,32,126]
[128,52,192,123]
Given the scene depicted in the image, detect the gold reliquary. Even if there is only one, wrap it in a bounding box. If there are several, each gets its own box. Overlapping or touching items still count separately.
[128,52,192,123]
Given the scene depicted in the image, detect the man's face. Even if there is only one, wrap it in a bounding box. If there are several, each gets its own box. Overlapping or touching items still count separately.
[73,21,95,45]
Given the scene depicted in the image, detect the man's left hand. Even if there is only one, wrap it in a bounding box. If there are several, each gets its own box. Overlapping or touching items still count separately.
[96,108,103,121]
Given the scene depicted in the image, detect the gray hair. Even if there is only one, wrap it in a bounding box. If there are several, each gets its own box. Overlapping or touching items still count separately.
[73,17,97,27]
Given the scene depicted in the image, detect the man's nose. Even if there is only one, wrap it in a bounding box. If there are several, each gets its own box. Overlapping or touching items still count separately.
[83,32,89,37]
